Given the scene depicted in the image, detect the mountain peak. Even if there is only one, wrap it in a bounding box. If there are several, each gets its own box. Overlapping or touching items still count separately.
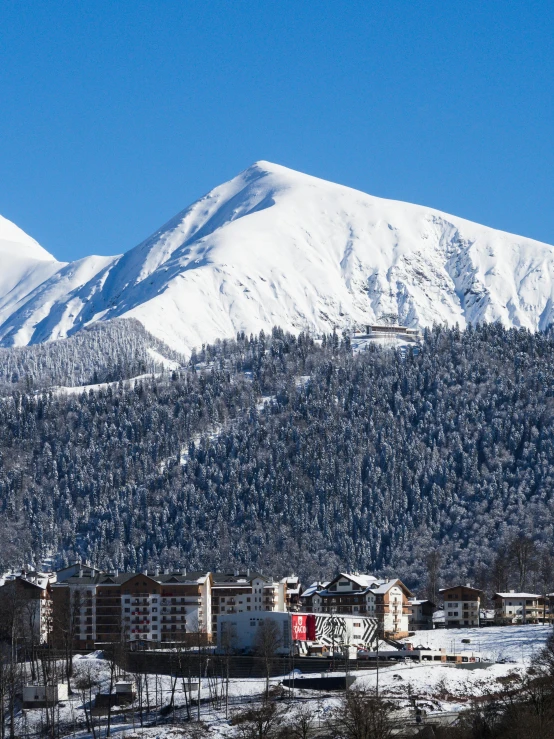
[2,165,554,352]
[0,214,55,262]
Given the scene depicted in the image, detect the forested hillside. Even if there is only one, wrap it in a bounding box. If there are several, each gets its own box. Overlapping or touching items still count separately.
[0,319,185,392]
[1,324,553,595]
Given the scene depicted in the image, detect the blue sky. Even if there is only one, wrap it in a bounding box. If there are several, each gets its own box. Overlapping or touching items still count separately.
[1,1,553,262]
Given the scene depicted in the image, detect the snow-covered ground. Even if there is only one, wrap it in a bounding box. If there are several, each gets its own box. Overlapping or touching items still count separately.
[400,623,551,663]
[16,625,552,739]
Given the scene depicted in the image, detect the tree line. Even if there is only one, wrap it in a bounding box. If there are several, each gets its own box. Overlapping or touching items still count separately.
[0,322,554,597]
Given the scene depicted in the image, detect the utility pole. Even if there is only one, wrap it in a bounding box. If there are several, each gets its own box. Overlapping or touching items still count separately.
[375,631,379,699]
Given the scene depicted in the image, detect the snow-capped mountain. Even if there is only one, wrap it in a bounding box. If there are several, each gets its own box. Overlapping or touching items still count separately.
[2,161,554,354]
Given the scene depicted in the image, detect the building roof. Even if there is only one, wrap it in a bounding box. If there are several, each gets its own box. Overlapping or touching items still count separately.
[493,592,542,599]
[300,581,329,598]
[370,579,413,597]
[211,572,270,584]
[339,573,379,589]
[439,585,483,595]
[409,598,435,607]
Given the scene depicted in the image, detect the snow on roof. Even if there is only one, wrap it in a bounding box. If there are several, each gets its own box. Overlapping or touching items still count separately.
[409,598,434,606]
[371,579,399,594]
[339,573,379,588]
[494,592,542,599]
[439,585,483,593]
[301,581,329,598]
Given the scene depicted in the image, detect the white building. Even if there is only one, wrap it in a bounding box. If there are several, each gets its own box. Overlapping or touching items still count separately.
[440,585,483,628]
[492,592,544,624]
[23,683,68,708]
[303,573,412,636]
[217,610,378,655]
[211,572,286,633]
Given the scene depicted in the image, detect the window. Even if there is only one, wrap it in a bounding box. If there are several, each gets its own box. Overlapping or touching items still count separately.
[125,599,130,604]
[124,608,130,613]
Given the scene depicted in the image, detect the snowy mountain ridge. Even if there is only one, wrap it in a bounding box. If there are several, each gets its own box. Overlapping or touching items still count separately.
[2,161,554,354]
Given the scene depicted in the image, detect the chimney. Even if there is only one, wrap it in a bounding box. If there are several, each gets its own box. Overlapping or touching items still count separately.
[466,583,470,588]
[155,567,160,576]
[143,569,148,576]
[78,568,83,578]
[181,568,187,577]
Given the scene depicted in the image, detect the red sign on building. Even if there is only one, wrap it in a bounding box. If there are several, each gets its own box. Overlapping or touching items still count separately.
[292,614,316,641]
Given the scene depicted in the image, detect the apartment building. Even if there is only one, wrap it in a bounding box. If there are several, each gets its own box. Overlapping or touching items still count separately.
[440,585,483,627]
[302,573,412,637]
[409,599,435,630]
[52,568,212,648]
[51,565,99,649]
[492,591,545,624]
[210,572,286,634]
[0,574,53,644]
[282,575,302,611]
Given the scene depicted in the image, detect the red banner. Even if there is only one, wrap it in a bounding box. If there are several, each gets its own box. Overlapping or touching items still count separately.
[306,614,316,641]
[292,614,316,641]
[292,614,307,640]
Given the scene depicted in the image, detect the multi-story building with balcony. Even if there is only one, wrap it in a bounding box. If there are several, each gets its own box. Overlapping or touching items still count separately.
[50,564,298,648]
[154,571,211,642]
[440,585,483,627]
[301,573,412,637]
[52,567,212,647]
[492,591,545,624]
[210,572,286,634]
[0,573,53,645]
[51,564,100,649]
[282,575,302,611]
[408,599,435,630]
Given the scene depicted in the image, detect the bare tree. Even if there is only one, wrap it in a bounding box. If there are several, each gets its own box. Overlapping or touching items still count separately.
[280,703,315,738]
[51,588,81,692]
[424,549,441,603]
[327,687,395,739]
[231,702,283,738]
[74,664,100,739]
[220,621,237,719]
[254,619,282,700]
[510,536,537,591]
[492,547,511,593]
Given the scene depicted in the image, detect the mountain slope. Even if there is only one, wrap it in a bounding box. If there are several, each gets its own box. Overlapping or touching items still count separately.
[2,162,554,353]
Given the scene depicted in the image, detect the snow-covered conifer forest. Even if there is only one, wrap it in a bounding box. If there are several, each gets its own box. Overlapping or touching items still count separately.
[0,320,553,592]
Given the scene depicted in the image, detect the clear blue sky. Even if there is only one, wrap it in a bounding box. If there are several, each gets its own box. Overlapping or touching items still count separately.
[1,1,553,262]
